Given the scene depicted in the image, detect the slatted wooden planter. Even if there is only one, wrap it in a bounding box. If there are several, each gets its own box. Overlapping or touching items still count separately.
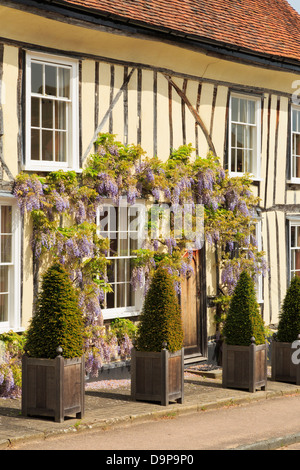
[271,337,300,385]
[22,351,85,423]
[131,347,184,406]
[222,338,267,393]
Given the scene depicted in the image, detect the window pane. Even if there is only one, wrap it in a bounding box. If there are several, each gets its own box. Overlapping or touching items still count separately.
[31,98,40,127]
[231,97,239,122]
[236,124,244,148]
[55,101,66,130]
[231,148,236,172]
[296,250,300,271]
[106,291,114,309]
[0,294,8,323]
[42,130,53,161]
[237,149,243,173]
[45,65,57,96]
[246,150,253,173]
[293,134,300,157]
[31,129,40,160]
[0,266,8,292]
[1,206,12,234]
[248,101,256,125]
[107,261,115,283]
[130,236,138,254]
[117,259,126,282]
[126,283,134,307]
[239,99,247,123]
[31,62,43,94]
[231,124,237,148]
[117,284,125,308]
[58,67,70,98]
[119,236,128,256]
[99,208,109,232]
[296,157,300,179]
[291,226,296,248]
[110,235,117,256]
[1,235,12,263]
[42,99,53,129]
[55,132,66,162]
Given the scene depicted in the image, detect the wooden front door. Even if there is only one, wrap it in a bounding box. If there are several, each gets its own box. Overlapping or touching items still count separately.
[180,250,206,358]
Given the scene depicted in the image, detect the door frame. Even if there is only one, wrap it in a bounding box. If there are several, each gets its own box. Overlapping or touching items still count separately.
[180,246,207,359]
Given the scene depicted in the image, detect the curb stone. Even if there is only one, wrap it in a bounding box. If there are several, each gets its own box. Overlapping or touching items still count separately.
[232,432,300,450]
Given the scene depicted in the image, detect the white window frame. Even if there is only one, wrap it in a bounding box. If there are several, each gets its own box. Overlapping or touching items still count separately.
[96,199,145,320]
[288,217,300,283]
[228,92,261,180]
[253,218,263,304]
[25,51,79,172]
[0,196,21,334]
[290,105,300,184]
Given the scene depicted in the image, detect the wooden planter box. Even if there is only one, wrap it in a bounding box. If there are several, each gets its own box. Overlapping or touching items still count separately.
[22,354,85,423]
[131,347,184,406]
[222,339,267,393]
[271,340,300,385]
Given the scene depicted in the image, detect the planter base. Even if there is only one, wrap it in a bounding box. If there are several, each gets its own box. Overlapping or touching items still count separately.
[222,341,268,393]
[131,348,184,406]
[22,354,85,423]
[271,340,300,385]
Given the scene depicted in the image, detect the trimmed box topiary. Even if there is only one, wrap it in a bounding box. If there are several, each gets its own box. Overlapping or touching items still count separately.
[271,276,300,385]
[22,263,85,422]
[222,271,268,393]
[131,267,185,405]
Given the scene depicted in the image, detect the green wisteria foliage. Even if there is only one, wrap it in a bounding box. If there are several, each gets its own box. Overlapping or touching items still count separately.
[14,133,267,374]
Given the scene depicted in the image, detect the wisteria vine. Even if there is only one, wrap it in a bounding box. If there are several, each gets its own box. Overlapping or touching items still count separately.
[13,132,267,377]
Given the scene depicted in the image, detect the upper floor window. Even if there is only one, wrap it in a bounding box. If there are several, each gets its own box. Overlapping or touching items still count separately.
[291,106,300,181]
[229,93,261,179]
[25,52,79,172]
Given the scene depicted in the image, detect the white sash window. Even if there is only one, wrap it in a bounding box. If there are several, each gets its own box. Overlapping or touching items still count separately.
[25,52,79,172]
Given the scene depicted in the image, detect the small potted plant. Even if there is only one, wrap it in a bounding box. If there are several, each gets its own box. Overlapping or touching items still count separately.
[22,263,85,422]
[271,275,300,385]
[131,266,185,405]
[222,271,267,393]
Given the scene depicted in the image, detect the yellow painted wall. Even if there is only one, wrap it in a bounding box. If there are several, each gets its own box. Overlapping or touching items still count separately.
[0,5,299,334]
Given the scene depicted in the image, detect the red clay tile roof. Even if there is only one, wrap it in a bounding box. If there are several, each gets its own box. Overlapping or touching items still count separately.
[58,0,300,62]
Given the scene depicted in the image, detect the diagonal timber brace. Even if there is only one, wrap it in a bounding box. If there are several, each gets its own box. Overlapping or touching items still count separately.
[82,67,136,162]
[163,73,217,156]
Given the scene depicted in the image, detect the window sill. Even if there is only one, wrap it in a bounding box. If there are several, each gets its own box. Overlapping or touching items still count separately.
[287,179,300,185]
[229,172,262,182]
[102,308,140,321]
[23,163,81,173]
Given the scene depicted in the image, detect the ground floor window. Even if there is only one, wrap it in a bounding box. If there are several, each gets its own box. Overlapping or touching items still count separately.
[0,199,21,333]
[253,219,263,303]
[289,219,300,280]
[96,201,144,320]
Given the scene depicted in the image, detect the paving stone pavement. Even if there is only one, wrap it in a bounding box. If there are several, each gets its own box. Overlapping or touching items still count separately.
[1,370,300,450]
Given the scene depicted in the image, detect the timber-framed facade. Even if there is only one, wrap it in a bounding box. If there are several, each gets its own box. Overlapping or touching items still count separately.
[1,0,300,361]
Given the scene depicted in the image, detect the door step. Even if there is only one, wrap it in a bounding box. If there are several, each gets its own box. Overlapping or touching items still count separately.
[184,354,207,366]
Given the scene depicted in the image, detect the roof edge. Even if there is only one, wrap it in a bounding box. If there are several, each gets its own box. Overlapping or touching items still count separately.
[4,0,300,73]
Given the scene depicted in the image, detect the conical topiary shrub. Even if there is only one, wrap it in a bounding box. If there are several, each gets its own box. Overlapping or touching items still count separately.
[22,263,85,422]
[131,266,185,405]
[135,266,184,353]
[25,263,84,359]
[222,271,267,392]
[271,275,300,385]
[277,275,300,343]
[223,270,265,346]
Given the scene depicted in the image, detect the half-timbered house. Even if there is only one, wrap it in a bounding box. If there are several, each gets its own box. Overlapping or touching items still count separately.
[1,0,300,363]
